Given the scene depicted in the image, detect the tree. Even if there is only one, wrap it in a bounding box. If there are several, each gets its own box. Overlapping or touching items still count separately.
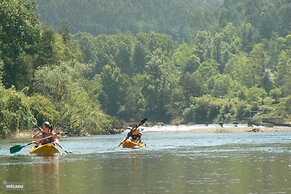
[0,0,41,88]
[183,96,224,123]
[270,88,282,103]
[34,61,112,135]
[100,64,127,116]
[142,49,180,121]
[208,74,233,97]
[245,86,267,105]
[132,43,147,73]
[276,50,291,96]
[180,72,203,99]
[193,31,213,63]
[225,53,254,87]
[249,43,270,86]
[173,43,200,73]
[212,23,241,72]
[119,74,146,120]
[193,59,220,92]
[0,59,3,86]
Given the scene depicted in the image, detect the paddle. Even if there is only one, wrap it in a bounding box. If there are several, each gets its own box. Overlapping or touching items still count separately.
[119,118,147,146]
[55,142,72,154]
[10,135,54,154]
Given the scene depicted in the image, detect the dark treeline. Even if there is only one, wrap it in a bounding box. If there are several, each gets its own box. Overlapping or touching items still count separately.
[1,0,291,137]
[37,0,222,40]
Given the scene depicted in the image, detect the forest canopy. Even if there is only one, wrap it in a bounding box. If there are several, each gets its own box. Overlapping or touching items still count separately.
[1,0,291,137]
[37,0,222,40]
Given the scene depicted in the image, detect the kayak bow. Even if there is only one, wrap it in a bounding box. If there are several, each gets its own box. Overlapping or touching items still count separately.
[122,139,145,149]
[30,143,60,156]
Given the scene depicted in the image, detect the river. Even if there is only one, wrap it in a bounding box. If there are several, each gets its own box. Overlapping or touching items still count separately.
[1,127,291,194]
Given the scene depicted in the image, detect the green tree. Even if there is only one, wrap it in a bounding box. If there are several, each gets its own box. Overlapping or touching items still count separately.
[0,0,41,88]
[119,74,146,120]
[180,72,203,99]
[142,49,180,121]
[208,75,233,97]
[100,64,127,116]
[0,59,3,86]
[173,43,200,73]
[225,53,254,87]
[276,50,291,96]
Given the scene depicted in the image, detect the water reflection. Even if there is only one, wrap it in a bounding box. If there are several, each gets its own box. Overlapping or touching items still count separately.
[30,157,60,194]
[1,149,291,194]
[0,156,60,194]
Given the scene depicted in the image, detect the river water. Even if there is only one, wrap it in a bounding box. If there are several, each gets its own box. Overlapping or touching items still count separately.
[1,128,291,194]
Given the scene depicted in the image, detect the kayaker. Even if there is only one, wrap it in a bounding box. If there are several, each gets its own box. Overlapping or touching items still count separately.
[119,124,143,146]
[32,121,59,146]
[128,124,142,142]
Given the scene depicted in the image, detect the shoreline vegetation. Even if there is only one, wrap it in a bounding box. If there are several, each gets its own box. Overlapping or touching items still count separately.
[1,0,291,138]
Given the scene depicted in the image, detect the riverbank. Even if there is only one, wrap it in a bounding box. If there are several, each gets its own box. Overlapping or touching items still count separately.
[6,124,291,140]
[11,131,32,139]
[142,124,291,133]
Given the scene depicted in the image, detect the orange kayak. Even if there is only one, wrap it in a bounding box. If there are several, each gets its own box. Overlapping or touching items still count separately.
[122,139,145,149]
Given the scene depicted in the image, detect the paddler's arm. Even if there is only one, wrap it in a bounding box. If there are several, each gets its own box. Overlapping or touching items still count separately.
[119,131,131,146]
[54,137,60,144]
[32,130,42,139]
[52,132,60,143]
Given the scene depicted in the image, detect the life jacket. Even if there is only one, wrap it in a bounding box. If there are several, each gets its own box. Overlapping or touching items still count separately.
[40,132,54,145]
[132,128,142,136]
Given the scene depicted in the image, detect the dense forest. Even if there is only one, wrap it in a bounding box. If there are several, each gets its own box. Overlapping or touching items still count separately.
[1,0,291,137]
[37,0,223,40]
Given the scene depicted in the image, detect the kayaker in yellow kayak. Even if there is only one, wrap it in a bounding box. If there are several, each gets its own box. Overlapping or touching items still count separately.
[119,124,143,147]
[127,124,143,142]
[32,121,59,146]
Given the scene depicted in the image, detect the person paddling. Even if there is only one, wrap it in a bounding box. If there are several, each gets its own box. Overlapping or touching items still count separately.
[32,121,59,146]
[10,122,71,154]
[119,119,147,147]
[126,124,143,142]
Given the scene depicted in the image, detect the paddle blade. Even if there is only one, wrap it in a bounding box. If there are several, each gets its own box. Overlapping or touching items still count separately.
[9,145,24,154]
[139,118,147,126]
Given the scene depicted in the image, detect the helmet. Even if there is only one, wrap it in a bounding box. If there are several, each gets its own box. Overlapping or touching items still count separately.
[43,121,51,128]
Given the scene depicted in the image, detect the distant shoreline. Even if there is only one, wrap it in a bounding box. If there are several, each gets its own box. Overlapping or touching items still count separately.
[10,131,33,139]
[7,124,291,140]
[140,124,291,133]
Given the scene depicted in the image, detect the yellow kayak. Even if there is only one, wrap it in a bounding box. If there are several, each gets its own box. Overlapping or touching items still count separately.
[30,143,60,156]
[122,139,145,149]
